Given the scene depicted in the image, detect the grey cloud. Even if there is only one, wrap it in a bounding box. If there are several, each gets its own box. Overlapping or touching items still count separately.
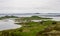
[36,0,60,10]
[0,0,60,13]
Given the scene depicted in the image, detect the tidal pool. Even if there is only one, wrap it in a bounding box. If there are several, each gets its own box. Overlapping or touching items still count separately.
[48,17,60,21]
[0,19,21,31]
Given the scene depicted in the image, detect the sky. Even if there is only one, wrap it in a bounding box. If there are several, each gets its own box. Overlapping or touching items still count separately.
[0,0,60,13]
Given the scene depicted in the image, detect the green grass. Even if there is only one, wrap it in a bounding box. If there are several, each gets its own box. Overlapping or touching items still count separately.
[0,16,56,36]
[15,16,52,21]
[0,20,55,36]
[0,16,18,20]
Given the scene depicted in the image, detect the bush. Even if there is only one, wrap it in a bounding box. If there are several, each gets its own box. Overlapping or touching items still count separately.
[52,21,57,24]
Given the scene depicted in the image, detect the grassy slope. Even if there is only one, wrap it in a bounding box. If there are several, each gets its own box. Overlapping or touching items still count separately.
[0,21,54,36]
[0,16,54,36]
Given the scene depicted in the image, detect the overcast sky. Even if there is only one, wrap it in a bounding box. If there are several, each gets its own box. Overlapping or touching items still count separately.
[0,0,60,13]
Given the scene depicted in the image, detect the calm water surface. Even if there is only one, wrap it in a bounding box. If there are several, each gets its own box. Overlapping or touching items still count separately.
[50,17,60,21]
[0,19,21,31]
